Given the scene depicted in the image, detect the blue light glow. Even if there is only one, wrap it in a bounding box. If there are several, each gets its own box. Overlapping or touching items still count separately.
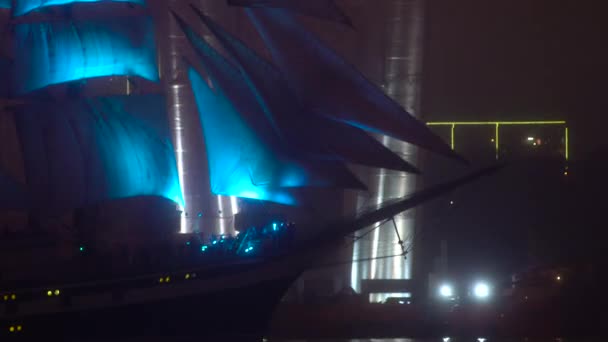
[201,246,208,252]
[0,0,10,9]
[272,223,277,231]
[14,16,159,94]
[188,67,303,205]
[16,95,183,209]
[181,13,365,204]
[13,0,145,16]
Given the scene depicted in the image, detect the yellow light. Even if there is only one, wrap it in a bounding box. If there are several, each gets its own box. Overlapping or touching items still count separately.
[3,295,7,301]
[9,326,14,332]
[47,290,52,297]
[159,277,164,283]
[450,124,455,150]
[54,289,60,296]
[165,276,171,283]
[427,120,566,126]
[17,325,22,331]
[427,120,568,161]
[565,127,569,160]
[491,138,495,143]
[185,273,190,280]
[495,123,500,159]
[10,294,16,300]
[564,171,568,176]
[557,275,562,281]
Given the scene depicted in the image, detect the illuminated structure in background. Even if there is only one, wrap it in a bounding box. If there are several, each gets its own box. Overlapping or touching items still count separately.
[426,121,569,160]
[350,0,426,302]
[157,0,240,235]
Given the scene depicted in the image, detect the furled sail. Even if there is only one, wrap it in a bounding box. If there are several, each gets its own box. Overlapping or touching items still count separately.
[13,16,159,94]
[15,95,183,211]
[186,6,419,173]
[12,0,144,17]
[244,8,462,161]
[227,0,352,27]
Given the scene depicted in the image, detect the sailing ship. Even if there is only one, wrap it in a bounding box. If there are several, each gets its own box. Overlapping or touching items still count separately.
[0,0,497,339]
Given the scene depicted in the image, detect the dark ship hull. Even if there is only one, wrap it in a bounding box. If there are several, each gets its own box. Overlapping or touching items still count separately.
[0,257,301,340]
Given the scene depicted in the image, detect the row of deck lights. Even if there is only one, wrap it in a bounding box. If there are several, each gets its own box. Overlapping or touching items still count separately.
[5,272,197,304]
[159,273,197,284]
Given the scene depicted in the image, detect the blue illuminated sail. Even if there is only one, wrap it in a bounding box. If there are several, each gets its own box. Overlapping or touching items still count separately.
[13,0,145,16]
[0,0,10,9]
[173,13,367,204]
[187,7,418,173]
[14,16,159,94]
[189,65,365,205]
[16,95,183,210]
[227,0,352,26]
[245,8,461,161]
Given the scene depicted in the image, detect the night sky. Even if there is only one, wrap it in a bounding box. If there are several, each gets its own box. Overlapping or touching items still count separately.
[424,0,607,159]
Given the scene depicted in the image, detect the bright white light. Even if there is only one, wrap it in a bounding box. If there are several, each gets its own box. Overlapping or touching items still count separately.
[443,338,451,342]
[527,137,534,141]
[473,282,490,299]
[439,284,454,298]
[230,196,239,215]
[477,338,486,342]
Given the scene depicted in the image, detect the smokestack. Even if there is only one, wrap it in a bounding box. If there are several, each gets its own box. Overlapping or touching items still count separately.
[350,0,426,303]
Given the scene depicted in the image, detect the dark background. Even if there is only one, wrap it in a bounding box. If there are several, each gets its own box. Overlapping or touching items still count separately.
[420,0,608,278]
